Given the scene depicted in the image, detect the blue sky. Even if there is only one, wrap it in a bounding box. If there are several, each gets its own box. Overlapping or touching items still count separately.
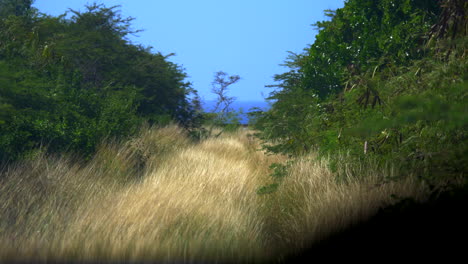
[33,0,345,102]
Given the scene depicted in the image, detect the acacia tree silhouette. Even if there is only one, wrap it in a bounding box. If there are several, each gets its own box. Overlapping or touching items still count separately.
[208,71,241,137]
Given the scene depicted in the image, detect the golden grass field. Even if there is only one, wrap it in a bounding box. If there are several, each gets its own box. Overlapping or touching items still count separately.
[0,125,429,263]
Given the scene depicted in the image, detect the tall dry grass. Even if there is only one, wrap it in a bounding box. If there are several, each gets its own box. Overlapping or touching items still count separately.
[0,125,428,263]
[259,155,429,256]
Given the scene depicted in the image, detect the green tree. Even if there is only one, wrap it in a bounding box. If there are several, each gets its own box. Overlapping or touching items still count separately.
[254,0,467,184]
[0,0,34,18]
[255,0,441,154]
[0,2,201,161]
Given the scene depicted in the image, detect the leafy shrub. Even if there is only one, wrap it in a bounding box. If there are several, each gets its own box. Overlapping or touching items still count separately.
[253,0,466,185]
[0,2,200,161]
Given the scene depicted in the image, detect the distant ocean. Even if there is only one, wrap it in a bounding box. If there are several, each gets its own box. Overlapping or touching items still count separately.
[201,100,271,124]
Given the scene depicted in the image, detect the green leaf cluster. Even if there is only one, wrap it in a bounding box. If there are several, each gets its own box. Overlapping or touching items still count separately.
[256,162,291,195]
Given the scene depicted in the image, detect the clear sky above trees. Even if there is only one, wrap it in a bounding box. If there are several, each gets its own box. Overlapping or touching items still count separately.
[33,0,345,102]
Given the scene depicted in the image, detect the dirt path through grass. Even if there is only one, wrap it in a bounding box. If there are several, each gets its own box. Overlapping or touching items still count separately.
[0,126,426,263]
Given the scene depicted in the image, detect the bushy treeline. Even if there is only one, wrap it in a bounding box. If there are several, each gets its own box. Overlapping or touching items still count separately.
[252,0,467,184]
[0,1,201,160]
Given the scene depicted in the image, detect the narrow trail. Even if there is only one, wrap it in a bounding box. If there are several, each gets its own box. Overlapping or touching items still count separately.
[0,128,285,263]
[0,127,428,263]
[64,132,282,261]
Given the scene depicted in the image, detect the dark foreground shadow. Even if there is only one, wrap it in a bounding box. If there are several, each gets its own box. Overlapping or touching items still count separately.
[4,185,467,264]
[282,184,468,263]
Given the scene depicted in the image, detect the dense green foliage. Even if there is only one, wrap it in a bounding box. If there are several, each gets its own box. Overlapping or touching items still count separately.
[253,0,467,184]
[0,1,200,160]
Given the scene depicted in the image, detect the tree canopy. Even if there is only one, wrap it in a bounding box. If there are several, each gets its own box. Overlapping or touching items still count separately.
[253,0,467,184]
[0,1,200,160]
